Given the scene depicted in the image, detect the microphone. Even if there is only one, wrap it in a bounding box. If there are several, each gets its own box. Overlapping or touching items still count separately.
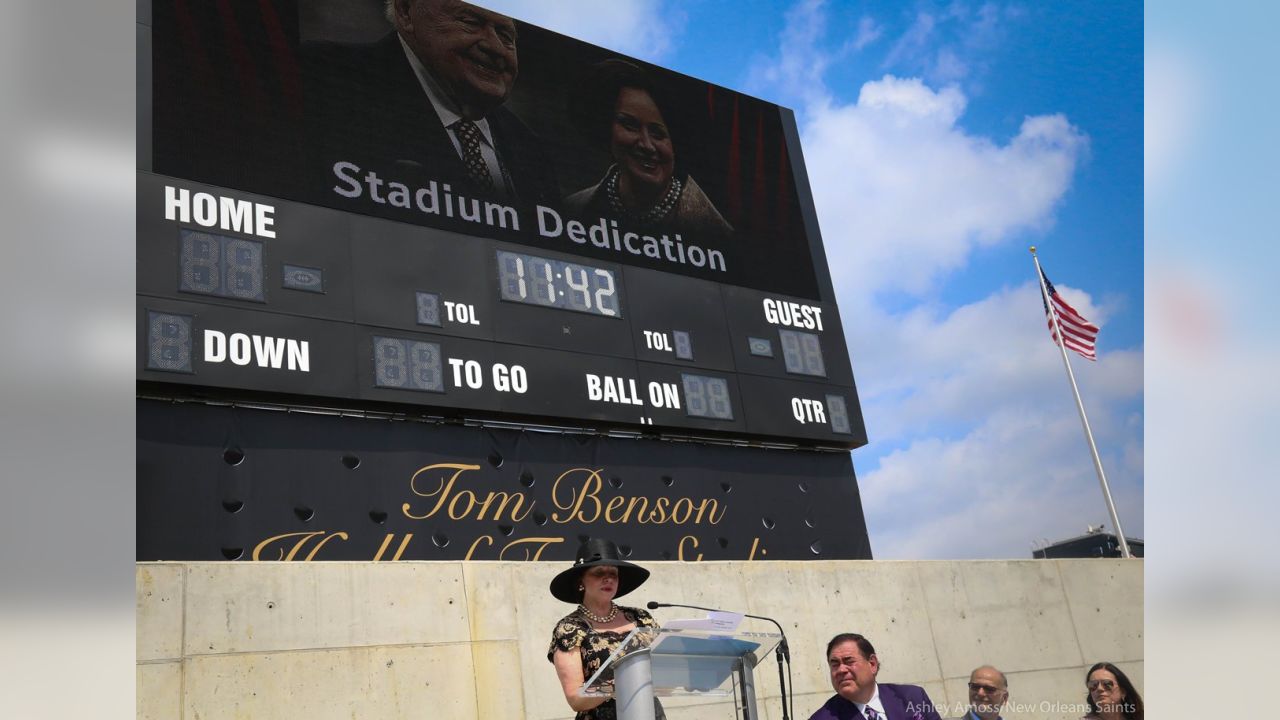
[647,600,794,720]
[645,602,790,661]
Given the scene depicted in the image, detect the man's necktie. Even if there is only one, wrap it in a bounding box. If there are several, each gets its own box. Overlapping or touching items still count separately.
[864,707,879,720]
[452,119,495,193]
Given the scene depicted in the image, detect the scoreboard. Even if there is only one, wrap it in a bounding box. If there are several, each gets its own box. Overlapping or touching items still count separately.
[137,0,874,562]
[139,0,869,447]
[138,173,865,449]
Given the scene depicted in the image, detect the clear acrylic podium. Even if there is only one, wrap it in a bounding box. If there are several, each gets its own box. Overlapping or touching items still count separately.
[581,627,782,720]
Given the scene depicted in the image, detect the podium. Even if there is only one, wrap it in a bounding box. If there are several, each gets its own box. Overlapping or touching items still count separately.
[581,627,782,720]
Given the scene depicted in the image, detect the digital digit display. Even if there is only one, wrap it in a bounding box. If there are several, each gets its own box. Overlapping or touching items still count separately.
[497,250,621,318]
[146,310,194,373]
[372,336,444,392]
[826,394,851,434]
[415,292,441,327]
[179,229,265,302]
[681,373,734,420]
[673,330,693,360]
[140,2,869,451]
[139,178,864,448]
[779,329,826,377]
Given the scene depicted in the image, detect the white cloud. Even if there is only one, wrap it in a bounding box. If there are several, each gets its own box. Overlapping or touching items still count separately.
[882,11,937,73]
[837,276,1143,560]
[476,0,682,61]
[802,76,1087,297]
[879,3,1008,87]
[863,405,1144,559]
[849,283,1142,559]
[853,16,884,51]
[932,47,967,84]
[744,1,1137,558]
[855,74,966,121]
[744,0,837,110]
[853,283,1140,441]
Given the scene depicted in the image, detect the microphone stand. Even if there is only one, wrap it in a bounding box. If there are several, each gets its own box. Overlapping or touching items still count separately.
[647,602,791,720]
[772,634,791,720]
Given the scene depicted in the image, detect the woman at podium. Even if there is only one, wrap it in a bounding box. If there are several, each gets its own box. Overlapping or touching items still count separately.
[547,538,667,720]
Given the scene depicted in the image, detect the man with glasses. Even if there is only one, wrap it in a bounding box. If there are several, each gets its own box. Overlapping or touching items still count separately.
[809,632,943,720]
[946,666,1008,720]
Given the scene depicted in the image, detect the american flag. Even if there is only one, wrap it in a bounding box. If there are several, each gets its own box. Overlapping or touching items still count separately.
[1041,270,1099,361]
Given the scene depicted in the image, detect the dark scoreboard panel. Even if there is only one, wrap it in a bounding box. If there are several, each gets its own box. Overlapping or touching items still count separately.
[138,173,865,448]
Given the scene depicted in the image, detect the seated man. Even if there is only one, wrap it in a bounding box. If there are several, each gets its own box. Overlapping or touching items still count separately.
[946,666,1008,720]
[809,633,943,720]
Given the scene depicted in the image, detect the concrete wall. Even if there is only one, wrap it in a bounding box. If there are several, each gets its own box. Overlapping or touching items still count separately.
[137,559,1142,720]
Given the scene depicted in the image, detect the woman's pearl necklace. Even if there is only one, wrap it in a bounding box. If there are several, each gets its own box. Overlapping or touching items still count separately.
[578,602,619,623]
[605,166,682,226]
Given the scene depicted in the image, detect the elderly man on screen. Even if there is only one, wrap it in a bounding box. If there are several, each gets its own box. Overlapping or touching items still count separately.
[307,0,558,206]
[945,666,1008,720]
[809,633,943,720]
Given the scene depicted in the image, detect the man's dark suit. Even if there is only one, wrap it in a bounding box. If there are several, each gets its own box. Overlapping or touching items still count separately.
[808,682,944,720]
[304,33,559,210]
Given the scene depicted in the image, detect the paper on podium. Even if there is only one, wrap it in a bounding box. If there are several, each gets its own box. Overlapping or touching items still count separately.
[582,624,779,699]
[658,611,743,633]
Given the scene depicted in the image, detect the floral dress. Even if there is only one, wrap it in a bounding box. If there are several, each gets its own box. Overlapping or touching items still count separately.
[547,605,664,720]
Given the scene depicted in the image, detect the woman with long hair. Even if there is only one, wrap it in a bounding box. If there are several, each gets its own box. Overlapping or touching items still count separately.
[1082,662,1143,720]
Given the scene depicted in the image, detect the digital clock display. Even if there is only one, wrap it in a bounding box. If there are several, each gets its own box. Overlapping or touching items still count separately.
[497,250,621,318]
[682,373,734,420]
[140,2,869,452]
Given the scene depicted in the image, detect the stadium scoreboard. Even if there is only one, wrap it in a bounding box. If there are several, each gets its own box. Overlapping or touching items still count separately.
[138,175,865,449]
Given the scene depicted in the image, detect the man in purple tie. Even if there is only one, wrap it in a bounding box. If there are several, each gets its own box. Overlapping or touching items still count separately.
[808,633,944,720]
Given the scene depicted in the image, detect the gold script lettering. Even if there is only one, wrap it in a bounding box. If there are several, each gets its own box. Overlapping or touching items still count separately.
[303,532,348,560]
[677,535,703,561]
[549,469,727,527]
[498,536,564,561]
[464,535,494,560]
[644,497,669,524]
[604,495,628,523]
[402,463,532,522]
[550,468,603,524]
[697,499,726,525]
[252,531,350,561]
[403,463,480,520]
[373,533,414,561]
[665,498,726,525]
[474,490,533,522]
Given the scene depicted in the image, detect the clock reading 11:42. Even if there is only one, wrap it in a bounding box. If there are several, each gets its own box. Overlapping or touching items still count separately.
[496,250,622,318]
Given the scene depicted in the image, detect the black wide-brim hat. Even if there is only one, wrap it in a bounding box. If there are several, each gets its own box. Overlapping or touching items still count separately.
[550,538,650,604]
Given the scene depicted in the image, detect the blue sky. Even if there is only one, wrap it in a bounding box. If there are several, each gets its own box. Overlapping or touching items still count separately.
[483,0,1144,559]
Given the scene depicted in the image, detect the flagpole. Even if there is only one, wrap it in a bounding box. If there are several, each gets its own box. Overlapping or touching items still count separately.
[1030,247,1132,558]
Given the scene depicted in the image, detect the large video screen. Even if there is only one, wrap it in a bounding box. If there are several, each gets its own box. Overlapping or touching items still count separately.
[148,0,823,299]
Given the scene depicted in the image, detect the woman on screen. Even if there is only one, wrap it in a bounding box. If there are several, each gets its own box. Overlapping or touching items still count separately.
[546,538,666,720]
[564,59,733,242]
